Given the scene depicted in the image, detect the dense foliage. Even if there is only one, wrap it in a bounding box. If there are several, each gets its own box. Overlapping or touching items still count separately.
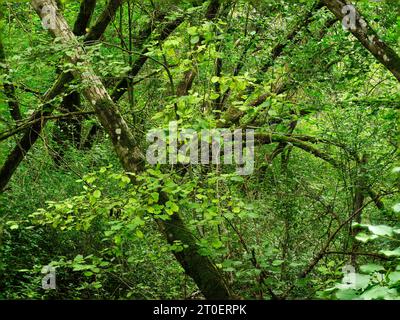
[0,0,399,300]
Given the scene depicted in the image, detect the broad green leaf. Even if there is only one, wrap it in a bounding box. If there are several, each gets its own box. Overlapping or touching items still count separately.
[367,225,393,236]
[93,190,101,199]
[135,230,144,239]
[359,286,397,300]
[9,223,19,230]
[272,260,284,267]
[380,247,400,257]
[388,272,400,285]
[190,36,200,44]
[187,26,197,35]
[355,273,371,290]
[393,203,400,213]
[336,289,358,300]
[360,264,385,274]
[355,232,378,243]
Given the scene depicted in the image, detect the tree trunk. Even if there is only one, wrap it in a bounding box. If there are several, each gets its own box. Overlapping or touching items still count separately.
[350,154,367,265]
[51,0,97,165]
[31,0,232,299]
[0,34,22,121]
[0,73,72,192]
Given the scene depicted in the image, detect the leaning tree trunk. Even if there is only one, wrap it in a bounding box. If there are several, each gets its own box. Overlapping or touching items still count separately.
[322,0,400,82]
[31,0,232,300]
[0,0,123,192]
[0,73,72,192]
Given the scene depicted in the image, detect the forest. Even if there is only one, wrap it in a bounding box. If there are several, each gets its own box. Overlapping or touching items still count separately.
[0,0,399,301]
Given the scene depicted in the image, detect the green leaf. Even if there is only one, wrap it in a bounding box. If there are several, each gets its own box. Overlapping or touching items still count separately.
[388,272,400,285]
[93,282,102,289]
[368,225,393,236]
[9,223,19,230]
[121,176,130,184]
[355,232,378,243]
[392,167,400,174]
[187,26,197,35]
[93,190,101,199]
[166,201,179,214]
[393,203,400,213]
[359,286,397,300]
[230,176,244,182]
[135,230,144,238]
[74,255,84,262]
[104,230,113,237]
[360,264,385,274]
[210,92,220,100]
[380,247,400,257]
[190,36,200,44]
[353,273,371,290]
[272,260,284,267]
[232,207,241,214]
[150,192,159,203]
[92,267,100,273]
[211,240,223,249]
[336,288,358,300]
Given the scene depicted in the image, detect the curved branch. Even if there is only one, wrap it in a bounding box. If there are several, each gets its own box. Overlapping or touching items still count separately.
[254,132,386,210]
